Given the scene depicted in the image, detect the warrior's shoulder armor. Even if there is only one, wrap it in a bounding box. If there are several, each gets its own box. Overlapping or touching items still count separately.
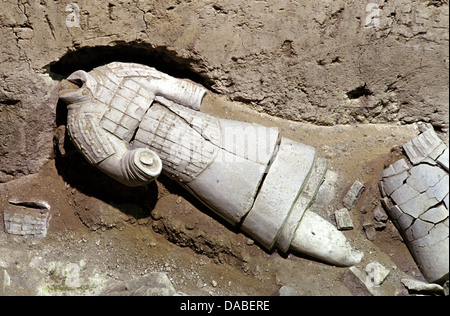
[67,109,115,165]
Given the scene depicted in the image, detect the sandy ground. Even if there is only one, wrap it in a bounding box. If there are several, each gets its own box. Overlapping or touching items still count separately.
[0,92,433,296]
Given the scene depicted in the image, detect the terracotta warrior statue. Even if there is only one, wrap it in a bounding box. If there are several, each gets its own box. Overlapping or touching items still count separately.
[58,62,363,266]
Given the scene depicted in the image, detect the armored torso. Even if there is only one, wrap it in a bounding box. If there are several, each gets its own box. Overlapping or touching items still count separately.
[133,97,221,183]
[90,62,159,143]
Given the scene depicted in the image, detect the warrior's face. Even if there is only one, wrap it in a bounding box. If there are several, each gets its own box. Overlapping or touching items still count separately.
[59,70,98,104]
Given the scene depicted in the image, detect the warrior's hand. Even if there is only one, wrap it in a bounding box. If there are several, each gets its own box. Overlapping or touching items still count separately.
[118,148,162,186]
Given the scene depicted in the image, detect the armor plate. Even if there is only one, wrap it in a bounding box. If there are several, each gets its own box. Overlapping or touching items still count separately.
[134,98,220,183]
[67,111,115,164]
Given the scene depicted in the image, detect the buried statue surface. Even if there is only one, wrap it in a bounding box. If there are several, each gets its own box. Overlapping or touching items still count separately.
[58,62,363,266]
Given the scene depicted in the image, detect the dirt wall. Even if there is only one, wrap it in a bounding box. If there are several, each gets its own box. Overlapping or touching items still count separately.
[1,0,448,181]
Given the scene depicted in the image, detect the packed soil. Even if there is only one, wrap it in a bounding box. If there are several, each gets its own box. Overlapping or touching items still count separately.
[0,93,433,296]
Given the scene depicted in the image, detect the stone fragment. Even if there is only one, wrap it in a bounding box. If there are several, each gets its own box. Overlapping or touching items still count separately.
[3,208,51,238]
[374,221,387,231]
[373,206,388,223]
[335,208,354,230]
[363,221,377,241]
[343,267,379,296]
[63,262,82,289]
[342,180,365,210]
[401,278,444,294]
[101,273,177,296]
[365,262,390,287]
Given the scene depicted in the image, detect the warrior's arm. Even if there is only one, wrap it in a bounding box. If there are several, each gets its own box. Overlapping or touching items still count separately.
[67,109,162,187]
[149,72,207,111]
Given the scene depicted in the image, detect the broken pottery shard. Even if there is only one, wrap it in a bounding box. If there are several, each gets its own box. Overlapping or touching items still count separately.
[381,158,409,178]
[343,180,365,210]
[409,223,449,284]
[387,205,402,221]
[373,206,388,223]
[437,148,449,172]
[403,128,446,165]
[59,62,363,267]
[382,171,409,196]
[405,218,435,241]
[401,278,444,294]
[378,180,387,197]
[398,192,439,219]
[420,205,448,224]
[3,208,51,238]
[390,183,420,206]
[8,199,50,210]
[335,208,354,231]
[407,164,447,194]
[380,196,393,212]
[425,174,449,202]
[380,128,449,284]
[363,221,377,241]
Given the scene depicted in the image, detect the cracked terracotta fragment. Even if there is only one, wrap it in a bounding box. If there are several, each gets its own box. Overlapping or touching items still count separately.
[380,128,449,284]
